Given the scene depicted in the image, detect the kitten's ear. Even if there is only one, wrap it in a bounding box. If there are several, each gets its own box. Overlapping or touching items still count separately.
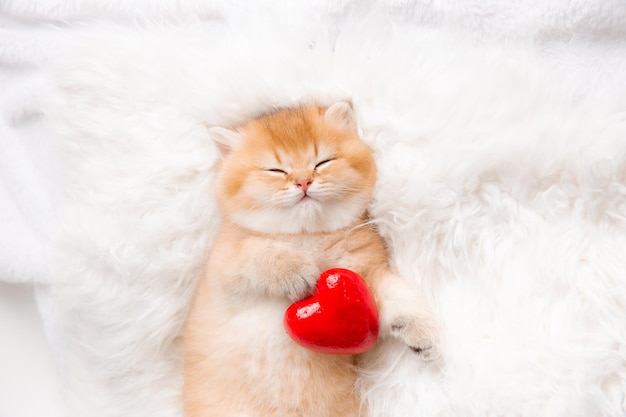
[208,126,242,158]
[324,101,357,132]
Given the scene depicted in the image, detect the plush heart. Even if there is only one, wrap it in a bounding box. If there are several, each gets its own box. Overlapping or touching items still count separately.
[283,268,379,354]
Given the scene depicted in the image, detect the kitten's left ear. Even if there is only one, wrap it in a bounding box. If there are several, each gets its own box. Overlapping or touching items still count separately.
[324,101,357,133]
[208,126,242,158]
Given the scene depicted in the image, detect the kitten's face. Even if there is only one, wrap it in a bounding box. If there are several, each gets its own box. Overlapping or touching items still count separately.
[212,103,376,234]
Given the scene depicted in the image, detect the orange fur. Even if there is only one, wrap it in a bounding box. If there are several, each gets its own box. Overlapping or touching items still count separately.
[183,103,439,417]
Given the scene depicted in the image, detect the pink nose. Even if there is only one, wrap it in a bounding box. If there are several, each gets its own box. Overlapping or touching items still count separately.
[295,178,312,193]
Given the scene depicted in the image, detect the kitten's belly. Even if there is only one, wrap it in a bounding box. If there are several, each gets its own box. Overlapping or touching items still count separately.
[227,299,290,350]
[201,298,357,415]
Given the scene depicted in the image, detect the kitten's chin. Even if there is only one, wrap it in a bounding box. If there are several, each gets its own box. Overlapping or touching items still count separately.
[230,199,368,234]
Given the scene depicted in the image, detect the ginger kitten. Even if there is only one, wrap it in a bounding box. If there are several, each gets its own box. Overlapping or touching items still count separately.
[183,102,439,417]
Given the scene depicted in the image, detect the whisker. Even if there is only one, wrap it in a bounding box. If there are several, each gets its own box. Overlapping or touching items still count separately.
[345,218,378,235]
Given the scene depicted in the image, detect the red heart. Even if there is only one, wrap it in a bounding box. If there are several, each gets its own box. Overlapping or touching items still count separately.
[283,268,379,354]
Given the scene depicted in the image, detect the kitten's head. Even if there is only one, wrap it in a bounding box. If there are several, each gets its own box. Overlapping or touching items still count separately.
[210,102,376,234]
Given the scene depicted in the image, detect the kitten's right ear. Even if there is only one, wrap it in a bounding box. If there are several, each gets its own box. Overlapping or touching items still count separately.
[208,126,242,158]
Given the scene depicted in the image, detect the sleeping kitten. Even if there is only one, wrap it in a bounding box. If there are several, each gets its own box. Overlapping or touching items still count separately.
[183,102,439,417]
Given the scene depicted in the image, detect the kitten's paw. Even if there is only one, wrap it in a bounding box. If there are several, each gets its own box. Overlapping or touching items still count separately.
[390,316,441,362]
[284,262,319,301]
[270,251,319,301]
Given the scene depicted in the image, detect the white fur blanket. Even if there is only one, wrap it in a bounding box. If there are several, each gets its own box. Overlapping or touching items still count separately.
[2,1,626,416]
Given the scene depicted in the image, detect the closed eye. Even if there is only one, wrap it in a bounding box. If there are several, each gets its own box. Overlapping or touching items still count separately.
[265,168,287,175]
[315,158,335,170]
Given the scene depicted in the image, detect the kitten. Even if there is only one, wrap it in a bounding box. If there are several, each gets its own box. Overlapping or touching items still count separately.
[183,102,439,417]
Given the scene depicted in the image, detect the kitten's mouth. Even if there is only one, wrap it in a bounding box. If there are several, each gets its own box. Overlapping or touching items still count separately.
[299,193,314,202]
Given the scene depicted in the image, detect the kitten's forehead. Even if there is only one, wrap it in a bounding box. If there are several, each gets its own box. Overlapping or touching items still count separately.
[249,107,323,146]
[256,142,326,167]
[237,104,365,168]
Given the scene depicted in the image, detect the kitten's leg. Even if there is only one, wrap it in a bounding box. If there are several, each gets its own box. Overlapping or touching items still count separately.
[216,237,319,301]
[372,272,440,361]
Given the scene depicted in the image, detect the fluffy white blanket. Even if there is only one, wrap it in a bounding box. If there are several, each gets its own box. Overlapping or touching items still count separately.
[2,1,626,416]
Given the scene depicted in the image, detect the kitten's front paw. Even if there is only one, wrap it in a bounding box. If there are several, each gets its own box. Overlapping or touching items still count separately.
[270,251,319,301]
[390,316,441,362]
